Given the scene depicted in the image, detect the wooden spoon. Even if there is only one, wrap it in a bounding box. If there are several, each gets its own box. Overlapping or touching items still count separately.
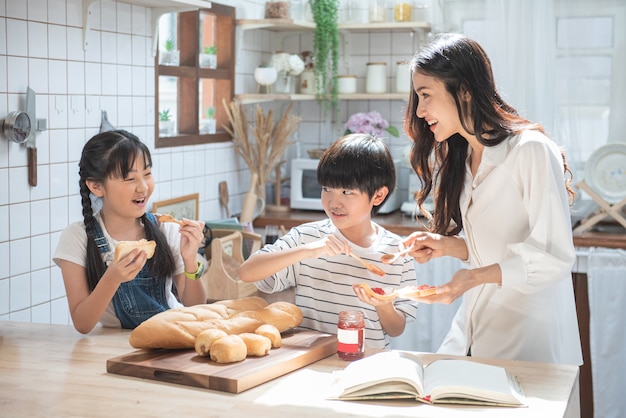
[380,247,412,264]
[218,181,230,218]
[349,253,385,276]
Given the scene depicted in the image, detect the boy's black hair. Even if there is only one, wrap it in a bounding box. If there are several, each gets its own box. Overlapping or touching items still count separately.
[317,133,396,215]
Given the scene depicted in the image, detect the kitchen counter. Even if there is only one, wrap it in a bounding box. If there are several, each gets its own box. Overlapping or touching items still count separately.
[254,209,626,249]
[0,321,580,417]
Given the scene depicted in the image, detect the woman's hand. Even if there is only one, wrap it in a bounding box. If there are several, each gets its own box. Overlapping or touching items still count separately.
[401,231,469,264]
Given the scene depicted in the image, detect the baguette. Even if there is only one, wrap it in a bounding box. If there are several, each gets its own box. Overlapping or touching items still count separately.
[128,297,303,350]
[113,239,156,262]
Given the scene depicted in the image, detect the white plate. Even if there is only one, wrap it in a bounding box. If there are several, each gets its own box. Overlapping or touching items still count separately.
[583,143,626,204]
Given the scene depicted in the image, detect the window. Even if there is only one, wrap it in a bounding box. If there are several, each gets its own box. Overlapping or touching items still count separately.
[156,3,235,148]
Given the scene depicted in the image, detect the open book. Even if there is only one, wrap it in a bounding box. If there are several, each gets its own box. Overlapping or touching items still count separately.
[328,351,526,407]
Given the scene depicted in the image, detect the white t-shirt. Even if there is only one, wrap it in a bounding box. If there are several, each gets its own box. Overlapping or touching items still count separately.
[52,212,184,328]
[253,218,419,349]
[438,130,583,366]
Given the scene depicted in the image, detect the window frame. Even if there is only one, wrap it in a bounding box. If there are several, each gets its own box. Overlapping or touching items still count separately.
[155,3,235,148]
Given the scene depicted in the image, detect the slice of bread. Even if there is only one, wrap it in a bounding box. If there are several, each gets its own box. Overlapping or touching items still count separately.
[113,239,156,262]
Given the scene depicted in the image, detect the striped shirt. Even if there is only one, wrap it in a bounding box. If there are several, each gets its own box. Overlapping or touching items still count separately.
[253,218,418,348]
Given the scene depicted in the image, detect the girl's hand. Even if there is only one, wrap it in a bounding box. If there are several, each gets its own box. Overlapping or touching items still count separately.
[178,219,206,261]
[104,249,148,284]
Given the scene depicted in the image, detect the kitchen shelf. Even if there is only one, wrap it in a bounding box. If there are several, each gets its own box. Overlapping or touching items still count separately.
[236,19,431,33]
[236,93,409,105]
[82,0,213,54]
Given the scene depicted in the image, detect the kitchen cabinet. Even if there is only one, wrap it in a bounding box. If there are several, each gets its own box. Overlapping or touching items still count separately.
[235,18,432,104]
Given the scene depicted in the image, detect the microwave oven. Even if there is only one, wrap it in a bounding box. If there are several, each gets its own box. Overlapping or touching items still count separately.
[289,158,402,214]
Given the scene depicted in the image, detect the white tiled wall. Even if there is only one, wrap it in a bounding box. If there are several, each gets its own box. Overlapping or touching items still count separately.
[0,0,414,324]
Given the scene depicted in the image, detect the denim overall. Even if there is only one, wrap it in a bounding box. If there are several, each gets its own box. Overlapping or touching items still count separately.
[93,212,169,329]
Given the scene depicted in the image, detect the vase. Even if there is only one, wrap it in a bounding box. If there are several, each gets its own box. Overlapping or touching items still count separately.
[254,66,278,94]
[159,50,179,66]
[199,53,217,69]
[274,71,295,94]
[200,118,216,134]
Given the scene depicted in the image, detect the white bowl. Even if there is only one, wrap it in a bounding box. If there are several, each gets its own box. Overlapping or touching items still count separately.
[254,67,278,86]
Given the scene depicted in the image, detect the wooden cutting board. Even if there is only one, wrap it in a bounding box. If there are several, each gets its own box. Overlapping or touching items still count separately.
[107,329,337,393]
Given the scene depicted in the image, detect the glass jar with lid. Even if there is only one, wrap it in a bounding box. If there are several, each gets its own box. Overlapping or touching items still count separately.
[337,310,365,360]
[394,0,413,22]
[369,0,387,23]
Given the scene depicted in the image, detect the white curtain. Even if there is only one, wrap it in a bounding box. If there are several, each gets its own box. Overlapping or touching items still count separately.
[587,247,626,418]
[390,257,463,352]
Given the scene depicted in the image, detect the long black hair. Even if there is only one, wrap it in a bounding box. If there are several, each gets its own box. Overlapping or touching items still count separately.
[404,33,574,235]
[79,130,175,291]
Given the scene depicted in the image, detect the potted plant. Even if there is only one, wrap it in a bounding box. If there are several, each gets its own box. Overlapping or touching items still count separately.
[310,0,340,117]
[200,106,216,134]
[158,108,174,136]
[200,45,217,69]
[159,38,180,66]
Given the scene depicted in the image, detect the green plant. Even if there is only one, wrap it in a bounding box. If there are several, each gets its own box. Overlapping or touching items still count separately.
[203,45,217,55]
[310,0,340,118]
[158,109,171,122]
[164,38,175,52]
[205,106,216,119]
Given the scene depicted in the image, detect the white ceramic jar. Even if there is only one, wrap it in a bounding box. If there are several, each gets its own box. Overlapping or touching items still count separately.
[337,75,357,94]
[366,62,387,94]
[299,69,316,94]
[395,61,411,93]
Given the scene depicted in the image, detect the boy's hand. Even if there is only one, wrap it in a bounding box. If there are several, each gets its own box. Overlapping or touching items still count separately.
[352,284,393,307]
[304,234,349,258]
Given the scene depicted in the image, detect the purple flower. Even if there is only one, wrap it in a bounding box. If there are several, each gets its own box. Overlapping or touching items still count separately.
[344,111,399,137]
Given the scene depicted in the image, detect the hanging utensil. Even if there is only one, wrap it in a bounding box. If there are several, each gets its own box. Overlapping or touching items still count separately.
[219,181,230,218]
[25,87,37,187]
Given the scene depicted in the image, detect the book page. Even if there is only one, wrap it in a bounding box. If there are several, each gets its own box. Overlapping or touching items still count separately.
[423,359,524,405]
[332,351,425,399]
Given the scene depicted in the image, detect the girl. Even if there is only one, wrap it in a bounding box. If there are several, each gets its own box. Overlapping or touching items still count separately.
[402,33,582,365]
[53,130,206,333]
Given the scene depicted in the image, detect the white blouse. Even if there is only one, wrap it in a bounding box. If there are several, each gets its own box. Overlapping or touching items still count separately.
[438,130,583,366]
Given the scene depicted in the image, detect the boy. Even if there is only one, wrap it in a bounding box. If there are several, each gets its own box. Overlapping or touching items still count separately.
[240,133,418,348]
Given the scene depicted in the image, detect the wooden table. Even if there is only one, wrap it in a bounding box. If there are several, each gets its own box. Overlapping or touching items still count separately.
[0,321,580,417]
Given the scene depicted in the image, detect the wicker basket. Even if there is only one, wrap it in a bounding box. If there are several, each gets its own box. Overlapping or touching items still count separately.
[307,148,326,159]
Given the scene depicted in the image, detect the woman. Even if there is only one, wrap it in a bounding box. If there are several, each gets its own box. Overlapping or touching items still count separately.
[403,33,582,365]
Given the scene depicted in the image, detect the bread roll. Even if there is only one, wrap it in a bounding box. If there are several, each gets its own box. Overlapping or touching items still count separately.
[210,335,247,363]
[195,329,228,357]
[254,324,281,348]
[113,239,156,262]
[239,333,271,356]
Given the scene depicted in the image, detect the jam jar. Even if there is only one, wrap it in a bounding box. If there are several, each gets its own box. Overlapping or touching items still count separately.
[337,310,365,360]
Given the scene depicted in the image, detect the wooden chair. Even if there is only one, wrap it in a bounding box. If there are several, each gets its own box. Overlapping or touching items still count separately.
[201,229,262,302]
